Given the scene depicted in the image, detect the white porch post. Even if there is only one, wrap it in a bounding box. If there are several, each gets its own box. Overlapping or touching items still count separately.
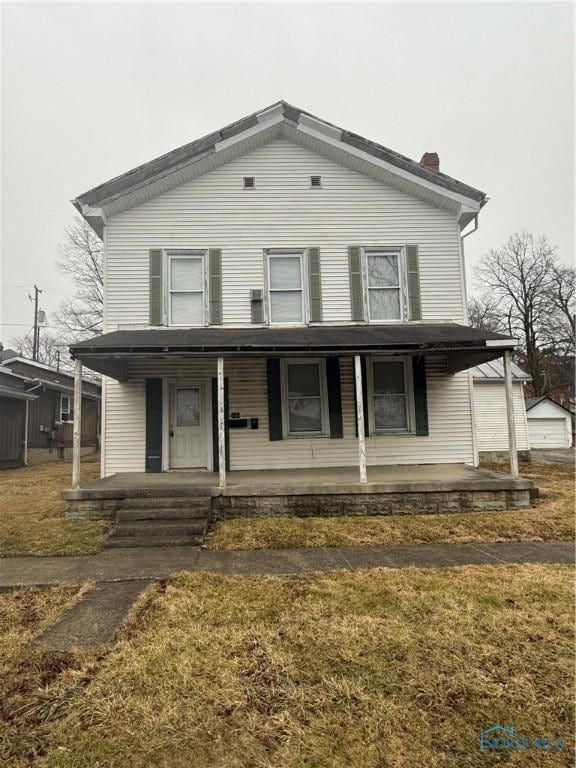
[354,354,368,484]
[503,350,519,479]
[23,399,29,466]
[217,356,226,488]
[72,358,83,488]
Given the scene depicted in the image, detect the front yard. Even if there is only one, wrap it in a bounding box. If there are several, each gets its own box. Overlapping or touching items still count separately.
[0,458,107,556]
[1,565,573,767]
[0,458,573,556]
[206,461,574,550]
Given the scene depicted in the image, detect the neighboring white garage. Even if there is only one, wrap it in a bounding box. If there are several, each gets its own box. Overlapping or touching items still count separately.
[472,360,531,459]
[526,397,574,449]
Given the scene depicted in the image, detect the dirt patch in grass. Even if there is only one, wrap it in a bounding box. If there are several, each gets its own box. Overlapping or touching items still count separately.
[206,461,575,551]
[0,458,108,556]
[18,565,571,767]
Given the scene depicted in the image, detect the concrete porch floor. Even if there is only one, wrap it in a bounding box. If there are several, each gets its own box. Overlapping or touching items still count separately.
[65,463,533,499]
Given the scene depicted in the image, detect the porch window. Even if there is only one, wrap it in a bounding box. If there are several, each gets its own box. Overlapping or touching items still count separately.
[60,394,73,423]
[365,250,403,321]
[282,359,328,436]
[267,252,304,324]
[368,358,413,433]
[168,251,205,325]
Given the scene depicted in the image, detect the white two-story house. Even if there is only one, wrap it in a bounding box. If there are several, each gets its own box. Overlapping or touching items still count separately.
[65,102,531,537]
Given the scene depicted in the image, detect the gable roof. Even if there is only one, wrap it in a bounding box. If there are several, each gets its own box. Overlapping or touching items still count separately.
[472,359,530,381]
[526,396,575,417]
[73,101,487,237]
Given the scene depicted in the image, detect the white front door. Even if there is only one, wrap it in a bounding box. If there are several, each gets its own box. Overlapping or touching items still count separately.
[169,384,206,469]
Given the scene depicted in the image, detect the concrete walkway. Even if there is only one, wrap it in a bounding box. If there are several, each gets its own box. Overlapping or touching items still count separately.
[1,541,573,588]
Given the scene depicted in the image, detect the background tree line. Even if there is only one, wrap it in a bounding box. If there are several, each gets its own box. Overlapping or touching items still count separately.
[11,222,575,404]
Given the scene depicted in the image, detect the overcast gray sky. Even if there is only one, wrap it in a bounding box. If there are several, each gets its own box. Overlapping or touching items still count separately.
[1,1,573,345]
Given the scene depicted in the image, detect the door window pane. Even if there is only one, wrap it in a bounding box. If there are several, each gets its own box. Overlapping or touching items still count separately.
[171,293,204,325]
[176,388,200,427]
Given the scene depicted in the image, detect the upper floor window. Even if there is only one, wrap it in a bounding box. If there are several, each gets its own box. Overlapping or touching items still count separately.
[60,394,73,423]
[167,251,205,326]
[365,249,403,321]
[267,251,304,324]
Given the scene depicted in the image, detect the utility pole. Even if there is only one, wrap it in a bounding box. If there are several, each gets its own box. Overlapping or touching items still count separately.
[31,285,42,361]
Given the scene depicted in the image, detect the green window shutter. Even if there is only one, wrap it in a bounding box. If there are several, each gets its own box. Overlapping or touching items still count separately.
[266,358,283,441]
[211,377,230,470]
[406,245,422,321]
[412,356,429,435]
[353,356,370,437]
[209,248,222,325]
[149,250,163,326]
[348,246,364,321]
[307,247,322,322]
[145,378,163,472]
[326,357,343,439]
[251,289,264,324]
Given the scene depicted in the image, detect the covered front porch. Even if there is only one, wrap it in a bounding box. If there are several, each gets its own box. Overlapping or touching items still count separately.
[66,323,523,501]
[63,462,533,522]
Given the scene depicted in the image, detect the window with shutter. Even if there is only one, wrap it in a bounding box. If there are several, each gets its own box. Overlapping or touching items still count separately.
[167,250,206,326]
[267,252,304,324]
[281,359,329,437]
[365,250,404,321]
[367,357,415,434]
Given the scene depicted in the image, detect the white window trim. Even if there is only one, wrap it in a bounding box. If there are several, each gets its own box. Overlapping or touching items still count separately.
[363,247,407,324]
[367,356,415,435]
[280,357,329,438]
[265,250,307,326]
[165,250,207,327]
[60,393,72,423]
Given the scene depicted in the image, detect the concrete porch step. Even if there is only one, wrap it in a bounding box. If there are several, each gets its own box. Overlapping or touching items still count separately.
[110,520,209,538]
[116,507,211,522]
[105,535,204,548]
[119,496,211,509]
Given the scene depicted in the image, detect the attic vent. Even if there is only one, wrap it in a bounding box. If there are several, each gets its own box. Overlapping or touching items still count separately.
[310,175,322,188]
[243,176,255,189]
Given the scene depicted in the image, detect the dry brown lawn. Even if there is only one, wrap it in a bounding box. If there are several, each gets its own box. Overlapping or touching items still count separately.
[1,566,573,767]
[0,458,107,556]
[206,461,575,551]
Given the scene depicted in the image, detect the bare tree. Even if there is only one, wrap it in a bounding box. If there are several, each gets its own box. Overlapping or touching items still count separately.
[52,216,103,339]
[467,294,505,333]
[10,331,72,369]
[543,262,575,354]
[476,232,557,396]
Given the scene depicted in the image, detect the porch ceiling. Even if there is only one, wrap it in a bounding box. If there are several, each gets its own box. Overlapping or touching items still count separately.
[70,324,515,380]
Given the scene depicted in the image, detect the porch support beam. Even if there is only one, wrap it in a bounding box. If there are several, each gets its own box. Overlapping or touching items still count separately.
[503,350,519,479]
[72,359,83,488]
[217,356,226,488]
[354,354,368,484]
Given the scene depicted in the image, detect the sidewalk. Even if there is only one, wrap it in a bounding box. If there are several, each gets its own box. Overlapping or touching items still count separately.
[1,540,573,588]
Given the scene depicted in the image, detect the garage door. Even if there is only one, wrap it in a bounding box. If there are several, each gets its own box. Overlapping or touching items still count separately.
[528,418,569,449]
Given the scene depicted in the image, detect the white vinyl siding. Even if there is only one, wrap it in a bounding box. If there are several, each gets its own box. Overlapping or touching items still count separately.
[473,381,530,452]
[102,356,474,475]
[104,139,466,330]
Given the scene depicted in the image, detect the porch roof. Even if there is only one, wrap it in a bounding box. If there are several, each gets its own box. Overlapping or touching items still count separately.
[70,324,516,379]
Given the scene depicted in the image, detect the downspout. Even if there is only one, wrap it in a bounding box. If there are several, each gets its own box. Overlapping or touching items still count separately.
[461,214,479,241]
[23,382,42,465]
[460,212,480,465]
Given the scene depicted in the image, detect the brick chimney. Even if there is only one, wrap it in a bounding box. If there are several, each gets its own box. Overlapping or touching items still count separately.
[420,152,440,172]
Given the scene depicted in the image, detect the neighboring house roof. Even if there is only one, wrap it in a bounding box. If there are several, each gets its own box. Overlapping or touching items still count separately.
[2,356,101,391]
[70,323,512,355]
[526,396,575,418]
[0,366,40,400]
[472,359,530,381]
[73,101,487,237]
